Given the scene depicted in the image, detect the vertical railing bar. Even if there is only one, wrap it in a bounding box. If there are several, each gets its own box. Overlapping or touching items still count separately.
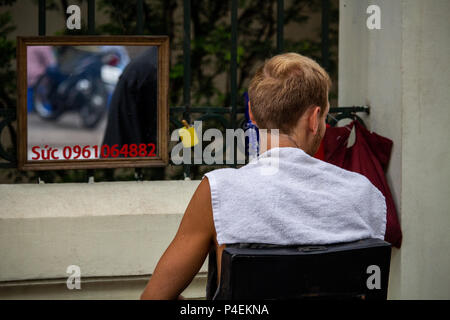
[321,0,330,72]
[183,0,192,178]
[183,0,191,122]
[137,0,144,34]
[88,0,96,35]
[231,0,238,129]
[277,0,284,53]
[231,0,238,167]
[38,0,46,36]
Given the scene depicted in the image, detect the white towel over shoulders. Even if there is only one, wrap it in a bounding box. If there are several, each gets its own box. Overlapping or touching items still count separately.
[204,147,386,246]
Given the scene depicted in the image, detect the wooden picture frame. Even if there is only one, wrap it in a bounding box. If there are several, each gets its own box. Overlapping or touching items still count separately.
[17,36,169,170]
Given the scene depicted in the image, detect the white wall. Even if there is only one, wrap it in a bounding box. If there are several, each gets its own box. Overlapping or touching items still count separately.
[0,181,206,299]
[339,0,450,299]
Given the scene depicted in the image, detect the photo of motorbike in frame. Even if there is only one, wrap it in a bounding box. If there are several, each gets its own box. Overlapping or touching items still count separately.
[30,46,127,129]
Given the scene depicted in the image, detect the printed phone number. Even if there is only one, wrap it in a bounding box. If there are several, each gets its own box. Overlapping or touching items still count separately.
[31,143,157,160]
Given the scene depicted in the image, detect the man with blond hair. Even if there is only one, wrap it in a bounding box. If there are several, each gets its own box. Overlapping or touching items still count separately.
[141,53,386,300]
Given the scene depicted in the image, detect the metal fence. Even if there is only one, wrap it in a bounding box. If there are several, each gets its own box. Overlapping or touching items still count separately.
[0,0,369,179]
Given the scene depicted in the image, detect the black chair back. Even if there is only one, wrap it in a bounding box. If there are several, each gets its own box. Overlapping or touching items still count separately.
[207,238,391,300]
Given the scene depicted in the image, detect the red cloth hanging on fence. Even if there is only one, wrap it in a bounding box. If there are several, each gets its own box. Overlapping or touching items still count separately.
[313,124,330,161]
[321,121,402,248]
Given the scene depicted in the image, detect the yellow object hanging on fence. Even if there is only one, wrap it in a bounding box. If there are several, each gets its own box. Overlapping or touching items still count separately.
[178,120,199,148]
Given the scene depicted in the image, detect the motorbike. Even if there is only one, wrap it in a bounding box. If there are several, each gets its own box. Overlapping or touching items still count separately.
[33,48,123,129]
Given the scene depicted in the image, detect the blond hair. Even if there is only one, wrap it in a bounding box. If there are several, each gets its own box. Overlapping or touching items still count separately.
[248,53,331,134]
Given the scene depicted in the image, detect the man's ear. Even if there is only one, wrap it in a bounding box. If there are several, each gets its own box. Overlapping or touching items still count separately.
[249,101,258,127]
[308,106,321,134]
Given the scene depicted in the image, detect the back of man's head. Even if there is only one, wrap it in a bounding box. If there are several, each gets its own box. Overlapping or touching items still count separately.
[248,53,331,134]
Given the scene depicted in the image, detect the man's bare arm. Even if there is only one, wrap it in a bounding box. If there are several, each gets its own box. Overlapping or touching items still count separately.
[140,177,215,300]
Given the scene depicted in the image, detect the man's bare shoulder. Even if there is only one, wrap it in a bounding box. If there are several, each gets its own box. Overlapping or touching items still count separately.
[179,177,215,240]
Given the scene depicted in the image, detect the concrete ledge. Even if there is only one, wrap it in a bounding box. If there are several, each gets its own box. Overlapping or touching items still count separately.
[0,180,201,219]
[0,273,208,300]
[0,181,203,283]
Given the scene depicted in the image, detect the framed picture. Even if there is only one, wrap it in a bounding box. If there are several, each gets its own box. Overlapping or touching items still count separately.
[17,36,169,170]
